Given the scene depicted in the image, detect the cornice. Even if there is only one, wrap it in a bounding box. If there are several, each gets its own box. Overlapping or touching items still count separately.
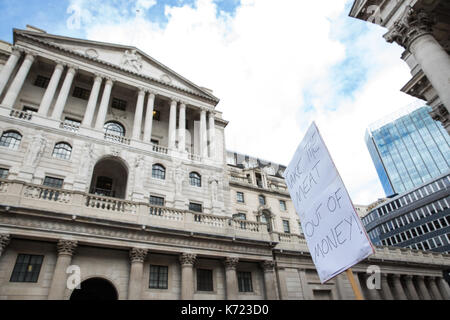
[15,32,220,105]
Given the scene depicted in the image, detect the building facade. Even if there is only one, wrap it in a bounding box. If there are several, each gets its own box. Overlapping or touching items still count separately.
[0,26,449,300]
[362,173,450,254]
[350,0,450,134]
[366,102,450,196]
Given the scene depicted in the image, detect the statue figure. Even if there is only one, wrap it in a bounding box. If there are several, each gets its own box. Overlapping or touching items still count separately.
[79,142,94,177]
[24,134,46,167]
[173,165,185,195]
[122,49,143,72]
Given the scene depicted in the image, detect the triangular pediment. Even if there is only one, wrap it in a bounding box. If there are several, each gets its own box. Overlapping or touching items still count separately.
[14,29,218,102]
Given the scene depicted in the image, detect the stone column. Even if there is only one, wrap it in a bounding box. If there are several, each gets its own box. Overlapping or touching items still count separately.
[391,274,407,300]
[380,274,394,300]
[276,266,289,300]
[437,277,450,300]
[0,233,11,257]
[427,277,443,300]
[128,248,148,300]
[168,99,177,149]
[385,7,450,117]
[178,102,186,152]
[94,78,114,130]
[2,52,35,108]
[132,88,146,140]
[180,253,196,300]
[208,111,216,159]
[224,257,239,300]
[360,273,381,300]
[261,260,278,300]
[404,275,420,300]
[81,74,103,127]
[38,62,65,116]
[51,65,77,120]
[0,49,21,96]
[48,240,77,300]
[143,91,155,142]
[416,276,432,300]
[200,109,208,158]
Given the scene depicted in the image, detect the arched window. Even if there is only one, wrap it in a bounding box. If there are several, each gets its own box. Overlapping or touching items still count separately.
[52,142,72,160]
[152,164,165,180]
[104,121,125,136]
[189,172,201,187]
[258,195,266,206]
[0,131,22,150]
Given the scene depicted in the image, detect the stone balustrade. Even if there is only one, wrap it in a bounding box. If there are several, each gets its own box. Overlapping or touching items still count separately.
[150,143,168,155]
[188,153,202,162]
[59,120,80,132]
[10,109,32,120]
[104,132,131,145]
[85,194,137,215]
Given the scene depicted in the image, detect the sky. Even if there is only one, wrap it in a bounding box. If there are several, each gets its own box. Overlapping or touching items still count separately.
[0,0,420,205]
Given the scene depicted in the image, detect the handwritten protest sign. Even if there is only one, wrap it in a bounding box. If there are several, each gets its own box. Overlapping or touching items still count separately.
[283,122,374,283]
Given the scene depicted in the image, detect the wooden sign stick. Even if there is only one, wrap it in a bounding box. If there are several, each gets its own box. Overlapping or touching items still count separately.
[346,268,364,300]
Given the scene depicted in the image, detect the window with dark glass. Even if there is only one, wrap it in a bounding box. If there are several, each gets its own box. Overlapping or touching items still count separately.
[189,172,201,187]
[149,265,168,289]
[279,200,287,211]
[189,202,202,213]
[112,97,127,111]
[153,110,161,121]
[150,195,165,206]
[236,192,244,203]
[52,142,72,160]
[258,195,266,206]
[151,139,159,145]
[0,131,22,150]
[152,164,165,180]
[23,105,38,113]
[0,168,9,179]
[255,173,263,188]
[10,254,44,283]
[72,87,91,100]
[94,176,113,197]
[233,213,246,220]
[197,269,213,291]
[238,271,253,292]
[34,75,50,89]
[283,220,290,234]
[43,176,64,189]
[104,121,125,136]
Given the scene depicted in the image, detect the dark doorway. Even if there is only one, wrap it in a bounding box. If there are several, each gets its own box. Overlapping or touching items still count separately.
[70,278,118,300]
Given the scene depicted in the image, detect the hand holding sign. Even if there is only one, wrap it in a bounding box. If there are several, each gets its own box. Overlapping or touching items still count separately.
[284,122,374,284]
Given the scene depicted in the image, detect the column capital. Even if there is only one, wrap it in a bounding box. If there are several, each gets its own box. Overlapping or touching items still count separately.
[23,51,37,61]
[147,89,157,97]
[260,260,275,272]
[105,77,115,85]
[56,239,77,256]
[391,274,402,280]
[179,253,196,266]
[384,6,435,49]
[10,48,22,58]
[224,257,239,270]
[129,247,148,263]
[403,274,414,281]
[93,73,104,81]
[54,61,66,70]
[170,96,180,104]
[179,100,188,107]
[137,87,147,94]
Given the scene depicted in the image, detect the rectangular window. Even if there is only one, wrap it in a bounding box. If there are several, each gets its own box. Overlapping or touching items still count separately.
[0,168,9,179]
[43,176,64,189]
[233,213,246,220]
[197,269,213,291]
[72,86,91,100]
[150,139,159,145]
[279,200,287,211]
[34,75,50,89]
[149,265,168,289]
[149,195,165,207]
[283,220,290,234]
[10,254,44,283]
[23,105,38,113]
[237,271,253,292]
[236,192,245,203]
[111,98,127,111]
[153,110,161,121]
[189,202,202,213]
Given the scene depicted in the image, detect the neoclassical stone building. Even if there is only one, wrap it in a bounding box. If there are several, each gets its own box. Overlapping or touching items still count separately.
[349,0,450,133]
[0,26,449,300]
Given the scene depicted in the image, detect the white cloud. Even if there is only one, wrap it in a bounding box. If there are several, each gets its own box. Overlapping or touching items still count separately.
[66,0,419,205]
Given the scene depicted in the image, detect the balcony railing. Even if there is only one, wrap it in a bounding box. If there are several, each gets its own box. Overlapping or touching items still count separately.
[188,153,202,162]
[10,110,33,121]
[0,179,274,243]
[151,143,168,155]
[60,120,80,132]
[104,133,131,145]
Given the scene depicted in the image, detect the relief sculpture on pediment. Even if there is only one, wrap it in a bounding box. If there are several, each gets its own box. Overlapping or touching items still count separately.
[121,49,143,73]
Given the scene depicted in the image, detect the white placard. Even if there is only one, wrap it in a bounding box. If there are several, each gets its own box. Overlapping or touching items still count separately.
[283,122,374,283]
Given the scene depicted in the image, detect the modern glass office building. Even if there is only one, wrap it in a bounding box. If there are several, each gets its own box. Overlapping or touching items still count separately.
[366,102,450,197]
